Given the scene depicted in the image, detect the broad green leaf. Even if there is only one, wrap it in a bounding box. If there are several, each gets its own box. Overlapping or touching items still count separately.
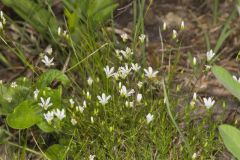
[36,70,70,89]
[6,100,42,129]
[0,84,30,115]
[219,125,240,159]
[45,144,66,160]
[212,66,240,101]
[37,121,54,133]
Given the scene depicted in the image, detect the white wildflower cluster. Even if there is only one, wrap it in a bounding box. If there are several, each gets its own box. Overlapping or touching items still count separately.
[0,11,6,30]
[115,47,133,60]
[58,27,69,39]
[190,92,215,109]
[43,108,66,124]
[36,94,66,123]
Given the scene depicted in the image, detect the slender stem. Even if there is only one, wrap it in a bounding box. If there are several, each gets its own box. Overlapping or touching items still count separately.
[7,142,43,156]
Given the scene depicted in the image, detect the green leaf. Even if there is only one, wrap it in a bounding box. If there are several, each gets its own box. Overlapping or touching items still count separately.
[45,144,66,160]
[36,70,70,89]
[219,125,240,159]
[2,0,59,38]
[212,66,240,101]
[37,121,54,133]
[6,100,42,129]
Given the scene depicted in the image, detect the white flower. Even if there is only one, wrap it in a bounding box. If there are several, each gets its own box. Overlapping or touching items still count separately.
[71,118,77,125]
[192,153,197,159]
[76,105,85,113]
[41,55,54,67]
[136,93,142,102]
[97,93,111,105]
[87,77,93,86]
[193,92,197,101]
[137,81,143,88]
[233,75,240,83]
[205,65,212,70]
[206,49,215,61]
[104,66,115,78]
[33,89,39,100]
[115,49,123,61]
[44,111,54,123]
[38,97,53,110]
[5,96,12,103]
[91,116,94,123]
[125,101,134,107]
[203,97,215,109]
[146,113,154,124]
[45,46,53,55]
[119,85,135,97]
[120,47,133,59]
[131,63,141,71]
[144,67,158,79]
[10,82,17,88]
[69,98,75,106]
[163,22,167,31]
[139,34,146,43]
[172,30,177,39]
[121,33,128,42]
[58,27,62,36]
[180,21,185,30]
[54,109,65,120]
[86,91,91,100]
[119,64,132,79]
[89,155,96,160]
[193,57,197,66]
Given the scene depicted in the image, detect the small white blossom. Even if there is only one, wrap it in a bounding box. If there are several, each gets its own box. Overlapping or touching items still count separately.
[41,55,54,67]
[87,77,93,86]
[104,66,115,78]
[205,65,212,70]
[86,91,91,100]
[33,89,39,100]
[119,64,132,79]
[71,118,77,125]
[54,109,65,120]
[115,49,123,61]
[146,113,154,124]
[180,21,185,30]
[192,153,197,159]
[233,75,240,83]
[203,97,215,109]
[10,82,17,88]
[38,97,53,110]
[120,85,135,97]
[163,22,167,31]
[144,67,159,79]
[137,81,143,88]
[76,105,85,113]
[97,93,111,105]
[125,101,134,107]
[193,57,197,66]
[121,33,128,42]
[89,155,96,160]
[69,98,75,107]
[206,49,215,61]
[136,93,142,102]
[44,111,54,123]
[91,116,94,123]
[139,34,146,43]
[120,47,133,59]
[131,63,141,72]
[45,46,53,55]
[57,27,62,36]
[172,30,177,39]
[5,96,12,103]
[193,92,197,101]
